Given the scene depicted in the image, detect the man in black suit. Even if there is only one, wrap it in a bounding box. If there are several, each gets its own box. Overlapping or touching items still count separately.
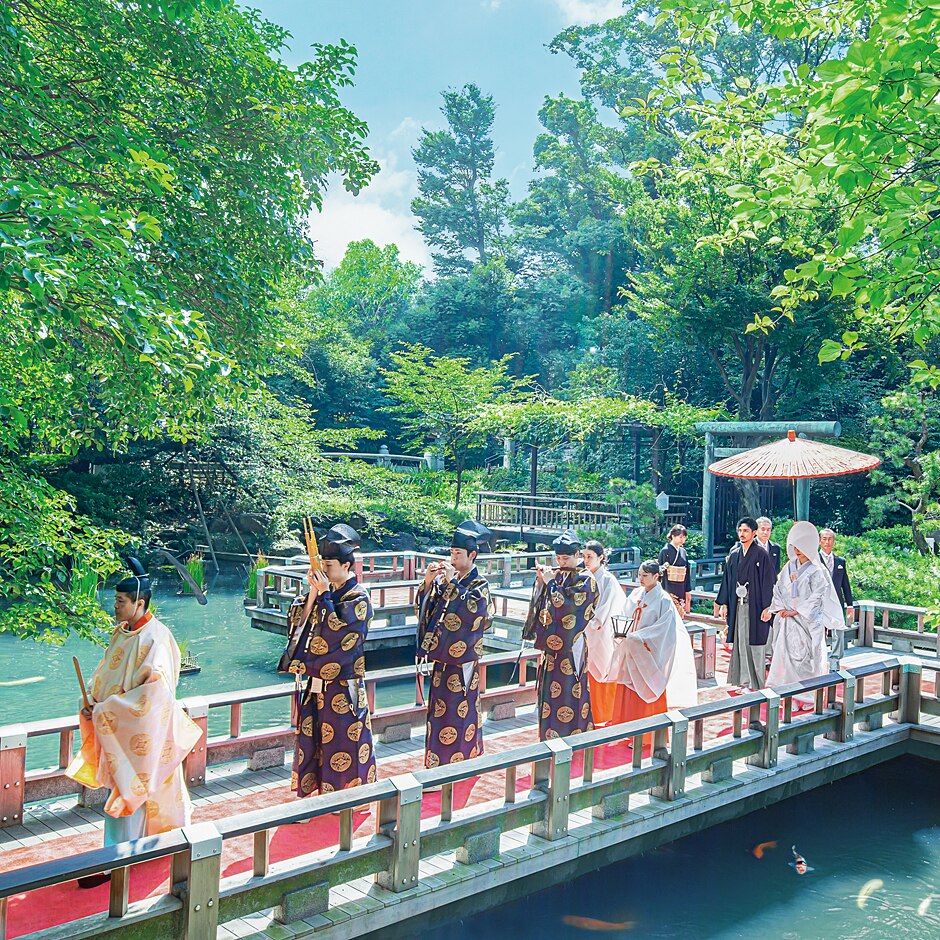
[819,528,854,624]
[755,516,781,576]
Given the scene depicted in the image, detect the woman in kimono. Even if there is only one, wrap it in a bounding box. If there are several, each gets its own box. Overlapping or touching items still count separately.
[582,540,629,725]
[523,530,598,740]
[767,522,844,711]
[284,524,376,796]
[608,560,698,731]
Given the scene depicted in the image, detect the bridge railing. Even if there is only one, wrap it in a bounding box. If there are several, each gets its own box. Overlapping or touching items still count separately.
[0,656,923,940]
[0,644,545,827]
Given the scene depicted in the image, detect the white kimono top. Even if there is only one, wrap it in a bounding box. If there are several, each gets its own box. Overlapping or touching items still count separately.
[767,559,843,688]
[584,564,629,682]
[608,583,698,707]
[67,613,201,834]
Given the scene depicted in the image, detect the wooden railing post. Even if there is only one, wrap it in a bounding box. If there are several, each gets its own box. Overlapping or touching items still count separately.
[652,711,688,800]
[179,822,222,940]
[183,698,209,788]
[899,659,922,725]
[531,739,571,841]
[256,567,268,609]
[376,773,422,892]
[0,724,27,829]
[501,552,513,588]
[747,691,779,768]
[860,602,875,647]
[826,669,858,743]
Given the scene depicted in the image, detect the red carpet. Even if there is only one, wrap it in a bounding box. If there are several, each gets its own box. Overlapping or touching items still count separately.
[6,641,906,937]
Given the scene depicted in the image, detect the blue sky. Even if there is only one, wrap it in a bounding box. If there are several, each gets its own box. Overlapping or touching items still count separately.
[249,1,624,269]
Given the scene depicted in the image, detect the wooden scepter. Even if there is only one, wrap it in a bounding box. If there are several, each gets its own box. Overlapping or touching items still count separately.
[72,656,91,711]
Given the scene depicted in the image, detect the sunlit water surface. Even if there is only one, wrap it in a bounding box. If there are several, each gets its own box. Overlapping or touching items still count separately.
[420,755,940,940]
[0,576,421,770]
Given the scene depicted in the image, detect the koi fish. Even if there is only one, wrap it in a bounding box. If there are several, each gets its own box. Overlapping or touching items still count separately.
[856,879,883,909]
[789,845,814,875]
[562,916,635,931]
[918,895,932,916]
[0,676,45,686]
[752,840,777,859]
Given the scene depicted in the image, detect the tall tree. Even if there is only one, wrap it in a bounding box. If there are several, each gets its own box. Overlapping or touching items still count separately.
[646,0,940,375]
[0,0,377,640]
[380,344,526,506]
[411,84,510,276]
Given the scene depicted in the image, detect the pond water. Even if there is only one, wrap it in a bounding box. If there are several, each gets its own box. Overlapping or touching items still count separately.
[420,755,940,940]
[0,575,418,771]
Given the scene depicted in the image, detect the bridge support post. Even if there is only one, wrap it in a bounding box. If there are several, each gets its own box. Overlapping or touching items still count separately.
[899,658,922,725]
[0,724,26,829]
[179,822,222,940]
[747,690,780,768]
[376,773,423,892]
[826,672,856,743]
[652,711,688,800]
[859,602,876,647]
[184,697,209,788]
[531,739,571,840]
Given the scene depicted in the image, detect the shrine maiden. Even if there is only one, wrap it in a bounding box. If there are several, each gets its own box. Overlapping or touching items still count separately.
[608,560,698,724]
[581,540,629,725]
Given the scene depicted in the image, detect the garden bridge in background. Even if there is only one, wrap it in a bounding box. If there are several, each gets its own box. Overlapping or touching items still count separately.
[474,490,700,547]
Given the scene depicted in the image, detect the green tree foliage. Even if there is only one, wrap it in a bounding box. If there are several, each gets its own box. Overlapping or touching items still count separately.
[0,0,377,639]
[646,0,940,370]
[867,381,940,555]
[411,84,511,276]
[380,344,528,506]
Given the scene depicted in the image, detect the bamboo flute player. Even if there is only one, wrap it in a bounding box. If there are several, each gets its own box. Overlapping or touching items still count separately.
[524,530,598,740]
[66,559,201,881]
[283,524,376,796]
[416,520,494,766]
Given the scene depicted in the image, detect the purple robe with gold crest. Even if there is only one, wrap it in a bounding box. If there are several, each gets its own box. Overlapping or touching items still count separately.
[416,566,493,766]
[525,567,598,740]
[285,577,376,797]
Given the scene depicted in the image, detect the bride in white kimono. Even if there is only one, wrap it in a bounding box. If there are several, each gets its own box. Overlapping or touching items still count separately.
[767,522,844,710]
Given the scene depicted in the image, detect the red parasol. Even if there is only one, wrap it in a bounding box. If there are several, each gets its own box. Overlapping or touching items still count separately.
[708,429,880,480]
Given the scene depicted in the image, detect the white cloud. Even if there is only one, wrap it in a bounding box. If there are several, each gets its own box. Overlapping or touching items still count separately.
[552,0,623,26]
[308,149,432,273]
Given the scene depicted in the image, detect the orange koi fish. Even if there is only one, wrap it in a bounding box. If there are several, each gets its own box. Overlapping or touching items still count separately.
[562,916,635,931]
[789,845,814,875]
[752,840,777,859]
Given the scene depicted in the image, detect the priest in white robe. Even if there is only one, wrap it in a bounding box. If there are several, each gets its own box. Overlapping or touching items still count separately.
[766,522,844,710]
[67,559,201,886]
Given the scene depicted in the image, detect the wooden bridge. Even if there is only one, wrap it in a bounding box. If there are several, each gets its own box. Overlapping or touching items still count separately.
[2,598,940,940]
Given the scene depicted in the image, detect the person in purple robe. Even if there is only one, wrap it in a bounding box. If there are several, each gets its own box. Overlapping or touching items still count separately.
[524,530,598,740]
[416,520,494,767]
[283,524,376,796]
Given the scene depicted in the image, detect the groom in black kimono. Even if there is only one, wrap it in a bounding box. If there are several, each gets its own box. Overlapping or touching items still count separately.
[715,517,776,690]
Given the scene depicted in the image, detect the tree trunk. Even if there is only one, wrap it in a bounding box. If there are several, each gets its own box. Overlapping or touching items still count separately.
[454,455,464,510]
[734,478,762,519]
[912,516,930,556]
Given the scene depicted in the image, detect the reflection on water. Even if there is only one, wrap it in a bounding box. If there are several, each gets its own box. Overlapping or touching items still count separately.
[0,576,419,770]
[421,756,940,940]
